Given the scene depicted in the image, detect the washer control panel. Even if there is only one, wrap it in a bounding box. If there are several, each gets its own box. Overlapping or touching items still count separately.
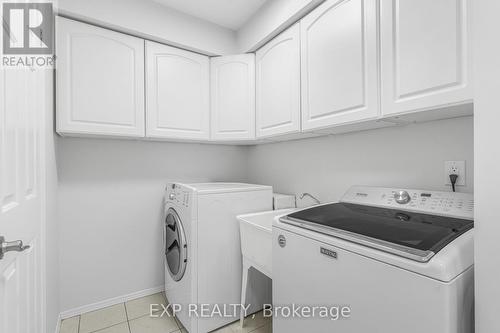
[165,183,190,207]
[341,186,474,219]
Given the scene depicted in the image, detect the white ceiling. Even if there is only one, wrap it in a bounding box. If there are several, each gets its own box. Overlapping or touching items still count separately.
[152,0,269,30]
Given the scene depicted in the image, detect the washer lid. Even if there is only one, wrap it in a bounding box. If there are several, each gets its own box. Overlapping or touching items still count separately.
[282,202,473,262]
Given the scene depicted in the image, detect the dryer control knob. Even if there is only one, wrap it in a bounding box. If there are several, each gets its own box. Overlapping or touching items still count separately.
[169,193,175,200]
[394,190,411,204]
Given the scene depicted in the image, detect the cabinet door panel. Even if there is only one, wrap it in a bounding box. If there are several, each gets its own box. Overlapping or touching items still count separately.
[301,0,378,131]
[146,41,210,140]
[210,54,255,141]
[56,17,145,137]
[256,24,301,138]
[380,0,472,115]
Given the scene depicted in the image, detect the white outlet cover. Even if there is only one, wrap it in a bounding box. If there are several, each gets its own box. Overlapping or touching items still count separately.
[444,161,466,186]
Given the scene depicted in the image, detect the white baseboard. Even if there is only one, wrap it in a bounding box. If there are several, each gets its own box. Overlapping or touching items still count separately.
[54,314,61,333]
[59,285,165,320]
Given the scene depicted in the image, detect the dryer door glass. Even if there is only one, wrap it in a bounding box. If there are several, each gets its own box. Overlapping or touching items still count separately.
[165,208,187,281]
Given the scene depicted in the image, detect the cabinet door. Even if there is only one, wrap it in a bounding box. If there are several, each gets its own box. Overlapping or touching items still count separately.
[380,0,472,116]
[210,54,255,141]
[300,0,379,131]
[256,24,301,138]
[56,17,145,137]
[146,41,210,140]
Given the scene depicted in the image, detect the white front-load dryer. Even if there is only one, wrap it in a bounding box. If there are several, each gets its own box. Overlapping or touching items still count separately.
[163,182,273,333]
[163,184,196,332]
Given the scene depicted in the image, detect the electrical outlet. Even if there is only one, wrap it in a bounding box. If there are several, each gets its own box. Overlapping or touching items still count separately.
[444,161,466,186]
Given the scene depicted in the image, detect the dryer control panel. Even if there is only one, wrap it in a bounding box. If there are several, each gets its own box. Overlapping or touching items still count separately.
[341,186,474,220]
[165,183,191,207]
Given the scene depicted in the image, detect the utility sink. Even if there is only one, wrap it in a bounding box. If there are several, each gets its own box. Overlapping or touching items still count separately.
[237,209,295,278]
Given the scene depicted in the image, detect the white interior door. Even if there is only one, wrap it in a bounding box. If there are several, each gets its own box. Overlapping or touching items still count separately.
[0,68,46,333]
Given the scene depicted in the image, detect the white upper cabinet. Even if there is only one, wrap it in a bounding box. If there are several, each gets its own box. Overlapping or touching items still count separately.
[56,2,471,144]
[256,24,301,138]
[56,17,145,137]
[380,0,472,116]
[210,54,255,141]
[300,0,379,131]
[146,41,210,140]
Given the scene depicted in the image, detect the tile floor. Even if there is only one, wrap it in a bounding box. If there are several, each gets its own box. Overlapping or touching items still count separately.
[59,293,272,333]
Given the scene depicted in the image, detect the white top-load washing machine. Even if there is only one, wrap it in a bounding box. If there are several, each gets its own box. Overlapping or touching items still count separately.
[163,182,273,333]
[273,186,474,333]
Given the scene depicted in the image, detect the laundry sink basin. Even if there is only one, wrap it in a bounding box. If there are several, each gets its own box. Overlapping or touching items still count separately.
[237,209,295,277]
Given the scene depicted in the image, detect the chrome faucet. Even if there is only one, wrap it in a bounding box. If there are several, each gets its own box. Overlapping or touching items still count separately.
[299,192,321,205]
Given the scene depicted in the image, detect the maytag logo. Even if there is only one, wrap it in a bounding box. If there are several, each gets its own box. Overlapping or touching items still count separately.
[320,247,337,259]
[2,1,55,68]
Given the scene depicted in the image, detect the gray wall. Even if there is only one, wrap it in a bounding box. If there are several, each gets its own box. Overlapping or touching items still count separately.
[246,117,473,206]
[56,116,474,314]
[56,138,249,312]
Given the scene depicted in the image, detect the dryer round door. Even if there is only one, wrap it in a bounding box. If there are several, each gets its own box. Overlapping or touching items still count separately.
[164,208,187,282]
